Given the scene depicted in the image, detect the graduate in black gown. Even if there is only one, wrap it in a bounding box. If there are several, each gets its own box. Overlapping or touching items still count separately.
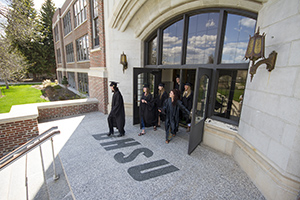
[107,81,125,137]
[159,89,190,144]
[138,84,157,136]
[156,83,168,127]
[182,82,193,132]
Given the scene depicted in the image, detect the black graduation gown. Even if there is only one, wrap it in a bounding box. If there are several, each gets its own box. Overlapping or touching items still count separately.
[156,91,168,121]
[182,91,193,111]
[162,98,190,139]
[108,89,125,134]
[139,93,157,129]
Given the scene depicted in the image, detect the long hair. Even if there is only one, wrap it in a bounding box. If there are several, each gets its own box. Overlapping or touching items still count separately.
[183,86,191,98]
[159,87,165,99]
[144,87,150,96]
[171,89,179,106]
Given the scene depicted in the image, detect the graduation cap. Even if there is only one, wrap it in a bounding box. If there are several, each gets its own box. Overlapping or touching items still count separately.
[109,81,119,88]
[185,82,192,87]
[158,83,165,87]
[143,83,150,88]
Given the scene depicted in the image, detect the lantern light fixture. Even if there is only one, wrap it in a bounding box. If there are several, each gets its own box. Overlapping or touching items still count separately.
[120,52,128,73]
[245,27,278,81]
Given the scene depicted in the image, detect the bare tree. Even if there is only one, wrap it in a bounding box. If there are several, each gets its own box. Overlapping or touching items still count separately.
[0,37,28,89]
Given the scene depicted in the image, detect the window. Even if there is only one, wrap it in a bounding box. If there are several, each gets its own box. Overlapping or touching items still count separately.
[54,25,59,42]
[74,0,87,28]
[78,72,89,94]
[76,34,89,61]
[56,48,61,63]
[222,14,256,63]
[214,70,247,123]
[145,9,256,125]
[162,19,184,65]
[67,72,76,89]
[63,11,72,36]
[147,36,157,65]
[66,43,74,63]
[91,0,99,48]
[187,13,219,64]
[57,71,63,84]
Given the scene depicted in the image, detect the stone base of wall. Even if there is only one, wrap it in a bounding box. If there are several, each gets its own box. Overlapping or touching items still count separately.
[203,119,300,200]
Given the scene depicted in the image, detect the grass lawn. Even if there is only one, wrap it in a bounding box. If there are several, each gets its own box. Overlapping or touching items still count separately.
[0,84,49,113]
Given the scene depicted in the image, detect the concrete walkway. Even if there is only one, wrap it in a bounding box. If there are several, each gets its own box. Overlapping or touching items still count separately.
[36,111,265,200]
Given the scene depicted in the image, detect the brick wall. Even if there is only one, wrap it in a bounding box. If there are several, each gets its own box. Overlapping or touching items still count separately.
[38,103,99,121]
[0,119,39,157]
[88,76,108,114]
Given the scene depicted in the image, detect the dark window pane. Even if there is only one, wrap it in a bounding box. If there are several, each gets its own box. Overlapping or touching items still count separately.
[162,19,183,65]
[222,14,256,63]
[148,36,157,65]
[186,13,219,64]
[214,70,247,123]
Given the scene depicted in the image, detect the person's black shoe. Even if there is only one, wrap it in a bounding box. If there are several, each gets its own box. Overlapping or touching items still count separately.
[107,132,114,136]
[116,134,124,137]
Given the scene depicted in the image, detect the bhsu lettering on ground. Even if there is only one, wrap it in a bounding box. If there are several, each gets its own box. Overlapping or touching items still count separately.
[92,133,179,181]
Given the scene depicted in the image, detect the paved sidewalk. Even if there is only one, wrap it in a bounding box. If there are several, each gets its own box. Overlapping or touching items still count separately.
[38,111,265,200]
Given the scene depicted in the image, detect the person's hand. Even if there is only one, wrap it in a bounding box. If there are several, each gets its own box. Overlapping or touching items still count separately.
[189,111,193,119]
[158,109,161,112]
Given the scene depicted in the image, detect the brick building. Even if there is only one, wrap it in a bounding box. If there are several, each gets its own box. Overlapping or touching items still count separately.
[52,0,108,113]
[53,0,300,199]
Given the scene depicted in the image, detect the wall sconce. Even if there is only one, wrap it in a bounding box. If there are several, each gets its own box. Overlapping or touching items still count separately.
[120,52,128,73]
[245,27,277,81]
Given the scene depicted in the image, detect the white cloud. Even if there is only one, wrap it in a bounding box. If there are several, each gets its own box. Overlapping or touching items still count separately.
[206,19,215,27]
[240,18,256,28]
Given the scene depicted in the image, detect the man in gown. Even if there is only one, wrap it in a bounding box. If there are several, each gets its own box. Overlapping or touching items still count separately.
[107,81,125,137]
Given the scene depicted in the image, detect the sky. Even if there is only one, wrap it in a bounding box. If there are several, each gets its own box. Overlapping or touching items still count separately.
[0,0,64,11]
[33,0,64,11]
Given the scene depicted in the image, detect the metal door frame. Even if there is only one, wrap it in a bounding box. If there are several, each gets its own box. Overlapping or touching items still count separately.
[133,68,162,125]
[188,68,212,154]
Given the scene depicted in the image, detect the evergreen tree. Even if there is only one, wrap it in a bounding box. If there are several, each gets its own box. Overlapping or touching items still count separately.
[39,0,56,76]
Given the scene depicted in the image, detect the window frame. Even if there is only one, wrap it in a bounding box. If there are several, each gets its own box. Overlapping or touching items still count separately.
[74,0,87,28]
[91,0,99,48]
[63,11,72,36]
[66,42,75,63]
[54,25,59,42]
[144,8,257,126]
[76,34,89,61]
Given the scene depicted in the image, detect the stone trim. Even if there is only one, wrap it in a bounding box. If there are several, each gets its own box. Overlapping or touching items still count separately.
[109,0,264,39]
[203,119,300,200]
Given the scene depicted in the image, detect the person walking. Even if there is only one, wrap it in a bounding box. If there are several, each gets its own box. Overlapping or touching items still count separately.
[138,84,157,136]
[159,89,190,144]
[182,82,193,132]
[156,83,168,127]
[107,81,125,137]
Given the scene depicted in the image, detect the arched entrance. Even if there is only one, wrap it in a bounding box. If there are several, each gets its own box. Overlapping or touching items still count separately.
[134,8,256,154]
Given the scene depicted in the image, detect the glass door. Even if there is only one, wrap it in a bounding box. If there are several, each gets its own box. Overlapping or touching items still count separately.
[188,68,212,154]
[133,68,162,125]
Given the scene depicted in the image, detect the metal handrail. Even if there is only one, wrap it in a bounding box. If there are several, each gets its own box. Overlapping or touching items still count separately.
[0,126,58,165]
[0,126,61,200]
[0,130,60,171]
